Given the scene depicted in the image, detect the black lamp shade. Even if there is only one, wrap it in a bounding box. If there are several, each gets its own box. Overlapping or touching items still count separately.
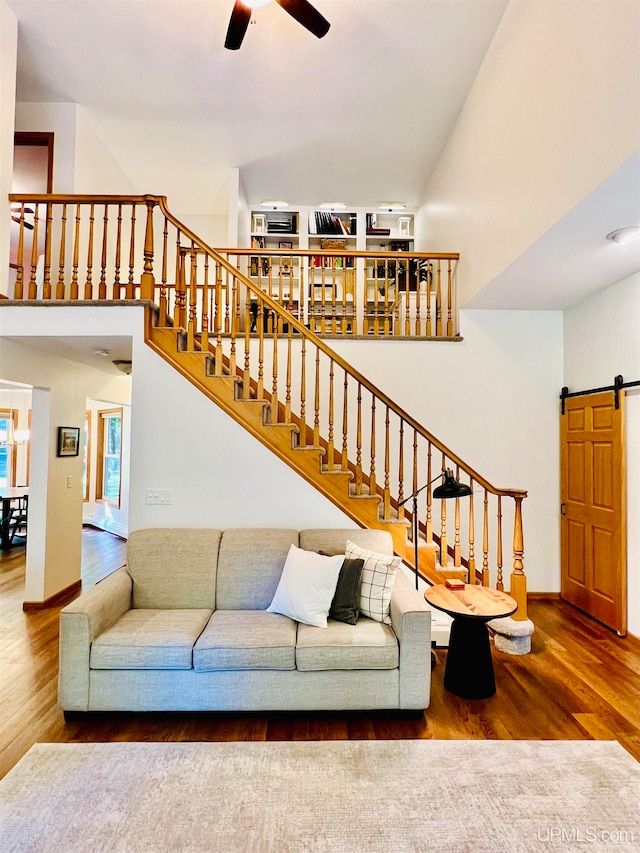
[432,469,472,499]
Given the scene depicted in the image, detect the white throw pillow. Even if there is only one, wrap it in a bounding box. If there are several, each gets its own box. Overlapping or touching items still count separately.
[345,540,401,625]
[267,544,344,628]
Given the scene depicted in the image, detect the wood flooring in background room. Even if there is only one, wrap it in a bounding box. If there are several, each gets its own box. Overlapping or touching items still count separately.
[1,528,639,780]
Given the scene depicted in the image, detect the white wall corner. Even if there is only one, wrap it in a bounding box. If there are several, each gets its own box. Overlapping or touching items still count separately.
[0,0,18,296]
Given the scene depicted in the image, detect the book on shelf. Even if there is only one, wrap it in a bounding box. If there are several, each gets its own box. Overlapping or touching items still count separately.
[366,227,391,236]
[251,236,265,249]
[310,211,351,236]
[266,212,297,234]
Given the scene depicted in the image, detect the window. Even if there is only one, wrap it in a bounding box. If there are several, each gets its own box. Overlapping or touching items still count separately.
[0,409,17,489]
[96,408,122,507]
[82,411,91,502]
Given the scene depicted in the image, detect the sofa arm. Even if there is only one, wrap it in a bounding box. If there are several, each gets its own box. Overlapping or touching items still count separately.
[390,570,432,710]
[58,567,132,711]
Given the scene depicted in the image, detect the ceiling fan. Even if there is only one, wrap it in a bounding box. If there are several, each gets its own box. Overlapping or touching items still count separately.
[10,202,34,230]
[225,0,330,50]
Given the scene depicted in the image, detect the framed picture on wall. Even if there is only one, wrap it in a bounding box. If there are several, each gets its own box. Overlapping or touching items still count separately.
[57,426,80,457]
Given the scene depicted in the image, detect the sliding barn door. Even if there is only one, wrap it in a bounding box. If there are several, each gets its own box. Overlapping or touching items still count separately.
[560,391,626,635]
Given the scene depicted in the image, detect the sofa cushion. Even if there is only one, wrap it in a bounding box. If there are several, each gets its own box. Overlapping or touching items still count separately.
[127,529,221,610]
[346,540,401,625]
[299,528,393,559]
[193,610,297,671]
[90,609,212,670]
[296,618,399,671]
[215,528,299,610]
[267,544,344,628]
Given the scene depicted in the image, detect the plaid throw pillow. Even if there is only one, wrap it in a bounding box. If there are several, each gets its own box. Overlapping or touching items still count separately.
[345,540,401,625]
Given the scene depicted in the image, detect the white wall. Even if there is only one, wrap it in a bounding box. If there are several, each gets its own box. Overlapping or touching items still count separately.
[564,272,640,637]
[0,1,17,296]
[418,0,640,305]
[83,396,131,538]
[0,306,133,602]
[129,335,354,532]
[15,102,77,193]
[74,107,137,195]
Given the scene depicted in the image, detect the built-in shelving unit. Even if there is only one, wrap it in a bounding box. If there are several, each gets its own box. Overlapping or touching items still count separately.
[249,210,301,320]
[246,206,416,335]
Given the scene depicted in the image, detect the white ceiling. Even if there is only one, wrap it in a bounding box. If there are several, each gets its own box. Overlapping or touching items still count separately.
[468,152,640,310]
[8,0,509,208]
[2,336,133,376]
[5,0,640,312]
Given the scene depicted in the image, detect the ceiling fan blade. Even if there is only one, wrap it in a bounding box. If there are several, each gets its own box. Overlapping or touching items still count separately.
[225,1,252,50]
[275,0,330,39]
[11,216,34,230]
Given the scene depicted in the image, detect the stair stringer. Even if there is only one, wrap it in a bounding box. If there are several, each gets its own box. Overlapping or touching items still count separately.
[145,316,466,586]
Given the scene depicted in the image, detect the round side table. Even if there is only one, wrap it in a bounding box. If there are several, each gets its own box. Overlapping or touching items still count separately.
[424,584,517,699]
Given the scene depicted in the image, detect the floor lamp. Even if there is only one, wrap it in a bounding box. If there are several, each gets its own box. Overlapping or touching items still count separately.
[399,469,472,590]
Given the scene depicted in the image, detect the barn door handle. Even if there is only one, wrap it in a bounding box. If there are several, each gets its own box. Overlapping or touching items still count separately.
[560,503,566,516]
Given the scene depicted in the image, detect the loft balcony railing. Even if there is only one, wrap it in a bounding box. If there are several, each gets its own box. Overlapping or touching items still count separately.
[215,248,460,339]
[6,194,528,618]
[8,196,458,340]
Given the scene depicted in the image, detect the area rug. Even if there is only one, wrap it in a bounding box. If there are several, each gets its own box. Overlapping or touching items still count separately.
[1,740,639,852]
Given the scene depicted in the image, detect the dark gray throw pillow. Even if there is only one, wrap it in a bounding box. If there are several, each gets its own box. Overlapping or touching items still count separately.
[328,558,365,625]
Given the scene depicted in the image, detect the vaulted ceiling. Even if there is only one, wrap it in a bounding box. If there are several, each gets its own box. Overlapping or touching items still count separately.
[6,0,640,309]
[8,0,508,207]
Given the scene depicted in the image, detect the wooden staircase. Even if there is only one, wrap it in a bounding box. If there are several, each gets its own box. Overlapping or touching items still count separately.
[7,192,529,616]
[145,312,447,585]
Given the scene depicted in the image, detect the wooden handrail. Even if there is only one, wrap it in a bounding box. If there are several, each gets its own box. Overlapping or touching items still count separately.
[6,192,529,617]
[10,193,155,204]
[217,247,460,260]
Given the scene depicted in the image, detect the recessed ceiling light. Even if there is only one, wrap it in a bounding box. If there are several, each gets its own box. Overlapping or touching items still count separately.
[378,203,406,212]
[319,202,347,210]
[606,227,640,245]
[261,200,288,209]
[93,349,111,357]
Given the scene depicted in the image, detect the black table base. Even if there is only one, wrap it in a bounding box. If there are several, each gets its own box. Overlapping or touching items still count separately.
[444,616,496,700]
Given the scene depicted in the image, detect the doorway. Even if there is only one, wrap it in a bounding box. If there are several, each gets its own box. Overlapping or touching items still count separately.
[13,132,54,193]
[10,132,54,297]
[560,391,626,635]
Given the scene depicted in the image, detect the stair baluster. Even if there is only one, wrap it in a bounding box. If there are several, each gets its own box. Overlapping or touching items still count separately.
[496,495,504,591]
[28,206,39,299]
[99,204,108,299]
[56,203,67,299]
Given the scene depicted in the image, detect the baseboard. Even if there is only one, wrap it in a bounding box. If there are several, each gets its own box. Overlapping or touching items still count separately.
[82,516,128,539]
[22,579,82,611]
[527,592,561,599]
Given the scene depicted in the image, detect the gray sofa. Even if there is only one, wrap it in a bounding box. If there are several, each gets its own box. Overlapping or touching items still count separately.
[58,527,431,717]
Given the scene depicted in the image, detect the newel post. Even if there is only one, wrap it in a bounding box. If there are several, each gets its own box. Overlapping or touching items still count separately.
[510,495,528,621]
[140,198,156,301]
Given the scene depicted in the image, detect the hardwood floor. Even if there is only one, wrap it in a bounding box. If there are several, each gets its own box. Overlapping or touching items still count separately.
[1,529,639,781]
